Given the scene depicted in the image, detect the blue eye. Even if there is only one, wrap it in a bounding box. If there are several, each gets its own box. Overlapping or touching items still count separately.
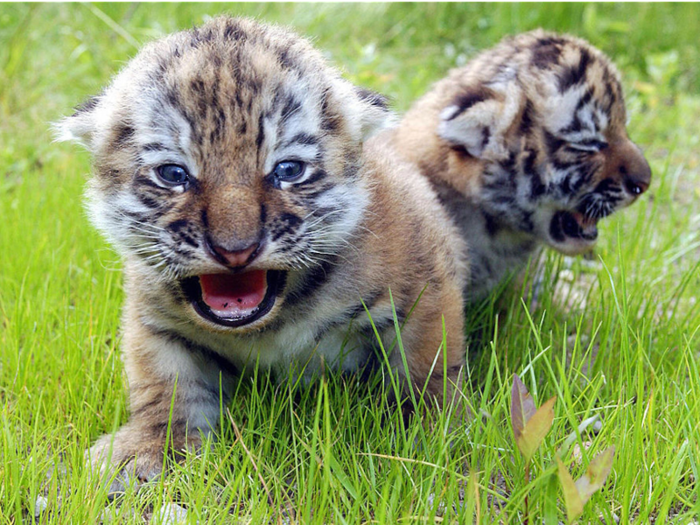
[272,161,305,182]
[156,164,189,185]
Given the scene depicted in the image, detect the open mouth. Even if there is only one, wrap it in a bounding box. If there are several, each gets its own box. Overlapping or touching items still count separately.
[181,270,286,327]
[550,211,599,244]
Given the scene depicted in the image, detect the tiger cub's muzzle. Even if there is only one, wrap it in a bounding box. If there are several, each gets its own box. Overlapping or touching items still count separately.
[548,138,651,255]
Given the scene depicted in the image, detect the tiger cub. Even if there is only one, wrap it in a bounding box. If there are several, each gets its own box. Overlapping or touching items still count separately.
[389,30,651,301]
[56,17,467,491]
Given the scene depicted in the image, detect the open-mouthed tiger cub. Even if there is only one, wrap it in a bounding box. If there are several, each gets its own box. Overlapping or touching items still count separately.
[56,17,467,492]
[389,30,651,301]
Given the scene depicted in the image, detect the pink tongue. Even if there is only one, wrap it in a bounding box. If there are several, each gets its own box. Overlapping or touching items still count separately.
[199,271,267,314]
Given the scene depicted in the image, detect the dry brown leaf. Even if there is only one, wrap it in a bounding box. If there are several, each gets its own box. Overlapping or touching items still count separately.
[516,396,556,461]
[557,457,584,522]
[511,374,537,440]
[575,446,615,504]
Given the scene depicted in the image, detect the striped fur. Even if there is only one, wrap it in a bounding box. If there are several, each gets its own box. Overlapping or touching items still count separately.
[56,17,467,492]
[389,30,651,300]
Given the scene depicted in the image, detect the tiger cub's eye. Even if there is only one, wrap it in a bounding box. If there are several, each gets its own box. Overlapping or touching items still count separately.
[272,161,305,182]
[156,164,190,185]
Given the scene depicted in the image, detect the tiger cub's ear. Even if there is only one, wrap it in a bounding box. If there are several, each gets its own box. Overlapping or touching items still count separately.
[438,81,522,162]
[52,95,102,149]
[331,79,395,143]
[354,86,395,140]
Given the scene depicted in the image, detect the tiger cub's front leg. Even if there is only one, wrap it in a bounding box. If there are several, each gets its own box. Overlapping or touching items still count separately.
[88,306,231,494]
[400,285,467,415]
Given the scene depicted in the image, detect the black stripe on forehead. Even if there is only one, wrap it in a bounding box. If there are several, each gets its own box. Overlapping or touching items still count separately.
[601,67,615,94]
[141,142,168,152]
[283,133,319,148]
[280,95,302,122]
[165,88,185,115]
[530,37,565,69]
[208,105,226,145]
[557,48,592,93]
[601,67,624,115]
[160,88,199,145]
[186,23,221,49]
[255,112,265,149]
[186,77,210,119]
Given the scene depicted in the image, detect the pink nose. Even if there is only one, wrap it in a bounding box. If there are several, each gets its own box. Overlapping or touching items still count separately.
[206,239,259,268]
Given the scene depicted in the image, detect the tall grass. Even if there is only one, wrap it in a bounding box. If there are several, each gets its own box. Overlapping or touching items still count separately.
[1,4,699,523]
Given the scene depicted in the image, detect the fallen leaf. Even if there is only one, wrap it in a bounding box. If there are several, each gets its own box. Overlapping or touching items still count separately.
[511,374,537,440]
[516,396,556,461]
[557,457,584,522]
[575,446,615,504]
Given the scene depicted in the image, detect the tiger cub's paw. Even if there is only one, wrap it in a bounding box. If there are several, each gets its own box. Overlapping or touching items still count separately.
[86,428,202,496]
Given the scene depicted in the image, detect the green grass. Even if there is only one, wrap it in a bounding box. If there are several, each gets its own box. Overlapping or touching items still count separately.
[1,3,699,523]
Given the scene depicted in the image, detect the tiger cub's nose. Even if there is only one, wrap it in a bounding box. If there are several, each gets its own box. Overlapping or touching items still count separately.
[205,237,260,268]
[622,161,651,196]
[617,140,652,196]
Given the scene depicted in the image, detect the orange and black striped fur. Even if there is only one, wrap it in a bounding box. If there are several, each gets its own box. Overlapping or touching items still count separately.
[388,30,651,301]
[56,17,467,492]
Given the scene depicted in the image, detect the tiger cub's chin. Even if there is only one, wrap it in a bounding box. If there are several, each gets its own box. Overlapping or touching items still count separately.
[57,16,468,493]
[389,30,651,301]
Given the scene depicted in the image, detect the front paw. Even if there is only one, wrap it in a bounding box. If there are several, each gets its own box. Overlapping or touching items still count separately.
[87,427,201,496]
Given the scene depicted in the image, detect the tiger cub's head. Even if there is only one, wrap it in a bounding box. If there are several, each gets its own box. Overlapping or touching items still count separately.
[422,30,651,255]
[56,17,390,332]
